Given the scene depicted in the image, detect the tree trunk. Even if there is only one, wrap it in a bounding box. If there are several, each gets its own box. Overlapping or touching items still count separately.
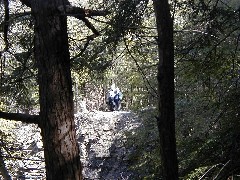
[153,0,179,179]
[0,148,11,180]
[31,1,82,179]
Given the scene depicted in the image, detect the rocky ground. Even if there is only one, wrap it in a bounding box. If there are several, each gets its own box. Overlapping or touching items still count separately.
[6,110,145,179]
[75,110,142,180]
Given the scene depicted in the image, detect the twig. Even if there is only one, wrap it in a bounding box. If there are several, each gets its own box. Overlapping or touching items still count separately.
[70,34,97,61]
[213,160,231,180]
[199,163,224,180]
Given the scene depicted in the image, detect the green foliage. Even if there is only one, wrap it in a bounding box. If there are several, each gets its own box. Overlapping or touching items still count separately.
[125,108,161,179]
[183,166,209,180]
[0,2,37,112]
[174,0,240,178]
[104,0,149,44]
[68,0,158,111]
[3,0,156,112]
[1,0,239,178]
[177,110,240,178]
[0,50,38,112]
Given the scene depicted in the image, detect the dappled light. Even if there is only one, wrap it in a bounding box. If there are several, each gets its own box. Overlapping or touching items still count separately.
[0,0,239,179]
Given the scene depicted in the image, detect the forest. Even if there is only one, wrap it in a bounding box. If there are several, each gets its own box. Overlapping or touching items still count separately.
[0,0,239,179]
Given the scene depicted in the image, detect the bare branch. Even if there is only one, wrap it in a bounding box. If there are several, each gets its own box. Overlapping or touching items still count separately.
[0,155,44,162]
[0,111,39,124]
[58,5,110,35]
[57,5,110,17]
[81,18,100,36]
[199,163,224,180]
[213,159,240,180]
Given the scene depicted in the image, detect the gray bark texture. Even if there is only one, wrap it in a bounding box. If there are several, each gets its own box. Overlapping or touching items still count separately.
[31,0,82,179]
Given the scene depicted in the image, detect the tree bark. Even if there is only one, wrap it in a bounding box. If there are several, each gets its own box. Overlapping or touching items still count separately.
[153,0,179,179]
[31,0,82,179]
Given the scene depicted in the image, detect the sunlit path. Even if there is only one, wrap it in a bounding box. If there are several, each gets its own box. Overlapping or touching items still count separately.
[75,111,141,179]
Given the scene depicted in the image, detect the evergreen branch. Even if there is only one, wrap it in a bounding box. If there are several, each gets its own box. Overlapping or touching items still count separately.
[90,17,157,31]
[124,38,158,97]
[89,17,111,25]
[0,111,39,124]
[111,47,126,64]
[71,34,97,61]
[11,11,32,18]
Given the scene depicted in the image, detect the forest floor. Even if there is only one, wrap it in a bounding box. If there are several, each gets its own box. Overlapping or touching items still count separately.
[75,110,142,179]
[14,109,157,179]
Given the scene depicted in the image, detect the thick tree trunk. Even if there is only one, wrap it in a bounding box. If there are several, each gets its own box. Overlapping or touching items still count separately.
[153,0,179,179]
[31,1,82,179]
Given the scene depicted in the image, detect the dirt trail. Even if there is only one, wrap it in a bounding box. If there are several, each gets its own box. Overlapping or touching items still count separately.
[75,111,141,179]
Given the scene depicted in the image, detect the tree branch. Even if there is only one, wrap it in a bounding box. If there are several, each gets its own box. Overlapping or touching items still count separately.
[213,159,240,180]
[57,5,110,17]
[58,5,110,35]
[0,111,39,124]
[0,155,44,162]
[81,18,100,36]
[124,38,158,98]
[71,34,97,61]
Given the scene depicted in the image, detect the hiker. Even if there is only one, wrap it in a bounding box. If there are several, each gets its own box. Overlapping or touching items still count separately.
[107,84,123,111]
[113,87,123,111]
